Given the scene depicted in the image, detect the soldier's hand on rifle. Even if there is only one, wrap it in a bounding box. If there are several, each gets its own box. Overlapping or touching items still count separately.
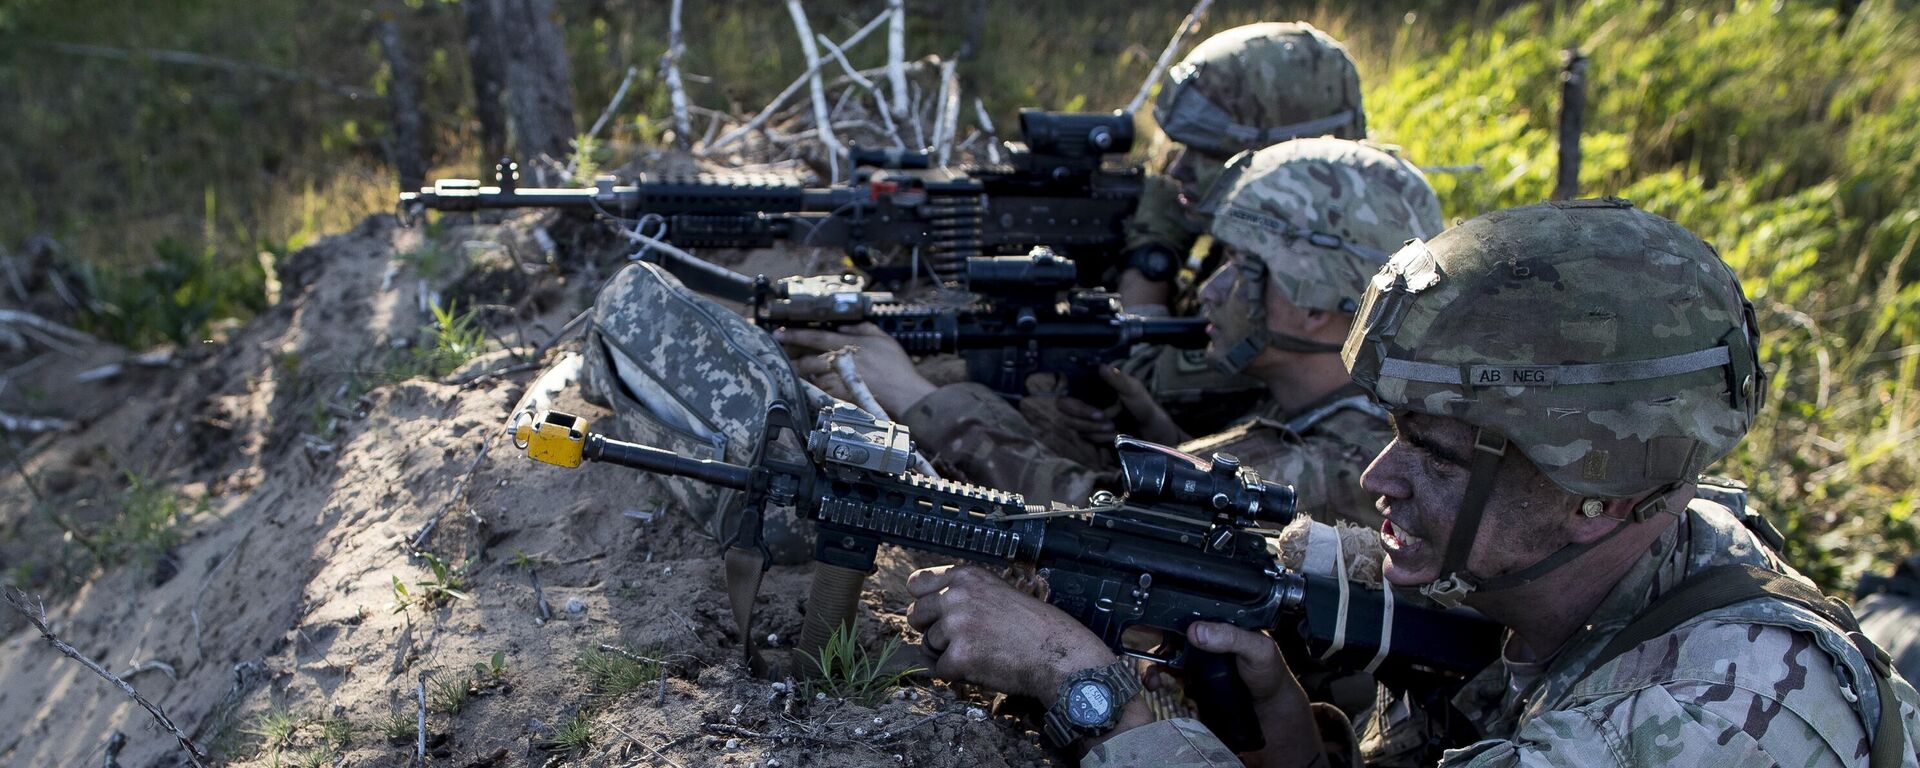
[777,324,936,415]
[908,565,1120,690]
[1142,621,1330,768]
[1083,366,1186,445]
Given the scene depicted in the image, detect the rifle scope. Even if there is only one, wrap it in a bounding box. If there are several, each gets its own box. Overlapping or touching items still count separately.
[1114,438,1296,527]
[1017,110,1135,159]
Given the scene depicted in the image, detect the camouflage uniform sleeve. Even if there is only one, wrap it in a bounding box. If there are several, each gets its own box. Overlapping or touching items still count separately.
[896,383,1113,505]
[1079,719,1242,768]
[1179,409,1390,529]
[1124,169,1201,256]
[1440,621,1882,768]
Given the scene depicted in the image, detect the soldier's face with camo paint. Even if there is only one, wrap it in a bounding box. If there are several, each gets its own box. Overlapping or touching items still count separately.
[1363,412,1584,588]
[1166,146,1230,220]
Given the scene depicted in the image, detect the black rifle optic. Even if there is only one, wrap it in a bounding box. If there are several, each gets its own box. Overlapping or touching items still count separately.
[515,403,1501,752]
[695,246,1207,399]
[399,110,1142,284]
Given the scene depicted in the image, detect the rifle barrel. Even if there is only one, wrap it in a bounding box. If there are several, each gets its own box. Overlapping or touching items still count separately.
[583,433,754,490]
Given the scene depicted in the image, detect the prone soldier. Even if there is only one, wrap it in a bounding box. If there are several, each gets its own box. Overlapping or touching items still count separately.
[903,200,1920,767]
[782,137,1443,529]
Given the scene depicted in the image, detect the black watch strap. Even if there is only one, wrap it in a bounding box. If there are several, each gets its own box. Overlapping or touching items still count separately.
[1042,659,1142,749]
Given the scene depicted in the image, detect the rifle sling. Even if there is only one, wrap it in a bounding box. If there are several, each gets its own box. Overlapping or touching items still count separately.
[1571,564,1905,768]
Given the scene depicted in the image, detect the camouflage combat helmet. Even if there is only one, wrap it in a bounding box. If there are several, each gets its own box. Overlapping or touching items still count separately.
[1199,137,1442,373]
[1342,199,1764,602]
[1153,22,1367,158]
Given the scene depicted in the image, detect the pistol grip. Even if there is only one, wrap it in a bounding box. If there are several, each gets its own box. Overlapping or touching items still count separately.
[1187,647,1265,753]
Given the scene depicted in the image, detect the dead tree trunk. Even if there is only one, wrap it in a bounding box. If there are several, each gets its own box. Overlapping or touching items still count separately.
[463,0,509,173]
[376,3,427,192]
[486,0,577,179]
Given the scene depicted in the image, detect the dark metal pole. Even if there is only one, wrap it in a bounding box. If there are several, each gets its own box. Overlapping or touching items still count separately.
[1555,49,1588,201]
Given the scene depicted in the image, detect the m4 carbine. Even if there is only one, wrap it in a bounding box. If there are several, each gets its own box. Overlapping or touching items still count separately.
[515,402,1500,752]
[688,246,1207,399]
[399,110,1143,285]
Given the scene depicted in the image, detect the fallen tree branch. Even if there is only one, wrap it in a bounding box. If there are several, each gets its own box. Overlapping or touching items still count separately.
[1126,0,1215,114]
[609,722,688,768]
[0,309,98,346]
[4,587,210,768]
[0,411,76,434]
[573,64,641,179]
[407,437,493,551]
[702,9,890,156]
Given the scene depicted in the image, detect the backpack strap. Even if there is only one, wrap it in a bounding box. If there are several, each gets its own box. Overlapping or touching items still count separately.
[1573,564,1905,768]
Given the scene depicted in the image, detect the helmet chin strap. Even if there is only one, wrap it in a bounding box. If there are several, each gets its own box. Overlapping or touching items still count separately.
[1215,327,1343,374]
[1420,428,1679,608]
[1420,426,1689,606]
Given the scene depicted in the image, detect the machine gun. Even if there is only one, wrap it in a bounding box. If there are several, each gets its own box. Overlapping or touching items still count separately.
[514,402,1501,752]
[399,110,1143,284]
[673,246,1206,399]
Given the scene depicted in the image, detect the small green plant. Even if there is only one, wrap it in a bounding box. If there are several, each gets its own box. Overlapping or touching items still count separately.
[428,672,473,715]
[242,708,302,754]
[574,646,660,697]
[804,623,923,705]
[509,549,543,569]
[553,711,595,753]
[89,471,203,568]
[316,716,353,750]
[473,650,508,683]
[378,705,416,743]
[413,551,471,606]
[389,575,412,615]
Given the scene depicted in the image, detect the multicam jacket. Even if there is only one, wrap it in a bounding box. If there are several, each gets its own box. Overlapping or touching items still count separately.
[1081,497,1920,767]
[896,382,1390,527]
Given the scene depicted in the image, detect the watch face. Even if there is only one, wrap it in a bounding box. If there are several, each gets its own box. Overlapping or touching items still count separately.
[1066,680,1114,727]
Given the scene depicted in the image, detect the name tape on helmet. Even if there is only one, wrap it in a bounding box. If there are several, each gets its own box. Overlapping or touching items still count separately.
[1379,346,1733,388]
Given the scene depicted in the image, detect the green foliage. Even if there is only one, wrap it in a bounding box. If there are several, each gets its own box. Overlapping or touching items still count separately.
[803,623,922,705]
[77,234,270,348]
[378,705,416,743]
[574,646,660,698]
[474,649,508,682]
[428,671,473,715]
[242,708,350,766]
[1361,0,1920,588]
[552,712,595,753]
[243,708,301,753]
[386,301,486,381]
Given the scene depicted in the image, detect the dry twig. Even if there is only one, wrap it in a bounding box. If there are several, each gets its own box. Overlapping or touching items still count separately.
[609,722,688,768]
[1126,0,1216,114]
[3,587,211,768]
[887,0,908,119]
[703,9,890,155]
[785,0,845,180]
[933,59,961,166]
[408,437,493,550]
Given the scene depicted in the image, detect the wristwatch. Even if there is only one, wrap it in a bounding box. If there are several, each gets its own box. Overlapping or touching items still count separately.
[1126,245,1180,283]
[1042,659,1142,748]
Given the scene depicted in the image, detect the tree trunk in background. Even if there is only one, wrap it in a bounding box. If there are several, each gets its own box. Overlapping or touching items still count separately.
[376,4,427,192]
[489,0,577,180]
[463,0,509,175]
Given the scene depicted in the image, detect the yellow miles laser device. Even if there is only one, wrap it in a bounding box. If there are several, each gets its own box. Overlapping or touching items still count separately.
[513,410,589,468]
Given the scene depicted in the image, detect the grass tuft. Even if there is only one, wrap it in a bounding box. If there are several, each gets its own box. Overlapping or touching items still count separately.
[804,623,922,705]
[574,646,661,698]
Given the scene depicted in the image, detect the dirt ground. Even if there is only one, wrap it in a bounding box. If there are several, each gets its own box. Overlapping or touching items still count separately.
[0,186,1058,766]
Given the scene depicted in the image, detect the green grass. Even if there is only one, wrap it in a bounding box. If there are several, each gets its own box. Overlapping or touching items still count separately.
[574,645,660,698]
[384,301,486,381]
[552,712,595,754]
[427,671,473,715]
[803,623,922,705]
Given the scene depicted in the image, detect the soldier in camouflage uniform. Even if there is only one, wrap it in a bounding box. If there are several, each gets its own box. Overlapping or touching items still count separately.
[1113,21,1370,437]
[903,200,1920,767]
[782,137,1442,529]
[1119,21,1368,311]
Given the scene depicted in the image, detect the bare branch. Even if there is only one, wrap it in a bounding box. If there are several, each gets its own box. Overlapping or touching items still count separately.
[662,0,693,149]
[973,98,1002,164]
[818,33,905,149]
[887,0,908,118]
[3,587,210,767]
[786,0,845,180]
[407,437,493,551]
[933,59,961,167]
[703,9,889,156]
[1126,0,1215,114]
